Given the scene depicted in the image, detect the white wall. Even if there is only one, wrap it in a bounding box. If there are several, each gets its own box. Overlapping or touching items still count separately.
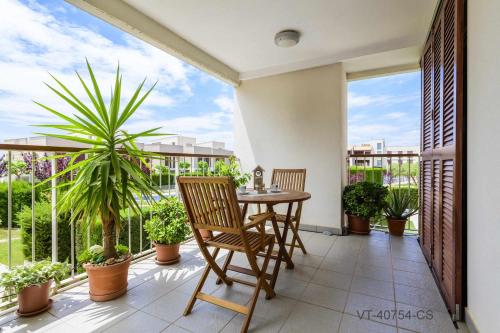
[234,63,347,232]
[467,1,500,332]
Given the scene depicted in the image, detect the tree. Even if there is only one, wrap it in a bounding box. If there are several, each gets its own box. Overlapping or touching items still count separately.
[10,161,27,179]
[179,161,190,174]
[197,160,209,174]
[388,161,419,185]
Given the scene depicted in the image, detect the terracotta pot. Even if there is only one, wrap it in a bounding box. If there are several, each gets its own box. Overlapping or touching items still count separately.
[17,280,52,316]
[387,217,407,236]
[347,214,371,235]
[199,229,213,241]
[84,255,131,302]
[154,242,181,265]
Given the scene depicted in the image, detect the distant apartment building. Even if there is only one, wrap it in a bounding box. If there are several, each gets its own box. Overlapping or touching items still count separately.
[4,135,233,171]
[348,139,419,168]
[143,136,232,170]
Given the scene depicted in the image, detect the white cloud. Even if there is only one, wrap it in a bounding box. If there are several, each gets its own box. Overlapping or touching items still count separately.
[384,112,407,120]
[0,0,235,148]
[0,0,192,131]
[214,95,235,113]
[348,92,419,109]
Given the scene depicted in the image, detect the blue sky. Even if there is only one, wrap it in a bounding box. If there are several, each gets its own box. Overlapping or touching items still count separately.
[0,0,420,150]
[348,72,421,147]
[0,0,234,147]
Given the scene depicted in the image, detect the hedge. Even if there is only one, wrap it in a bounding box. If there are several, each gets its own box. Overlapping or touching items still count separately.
[0,180,44,227]
[388,186,419,205]
[18,201,72,262]
[76,207,151,256]
[18,203,152,266]
[151,174,176,187]
[349,167,384,185]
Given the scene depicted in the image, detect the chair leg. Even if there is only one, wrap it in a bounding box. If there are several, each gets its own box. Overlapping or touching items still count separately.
[242,240,275,333]
[216,250,234,285]
[288,221,307,257]
[184,247,220,316]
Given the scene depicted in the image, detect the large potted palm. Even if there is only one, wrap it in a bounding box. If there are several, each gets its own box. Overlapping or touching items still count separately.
[36,60,163,301]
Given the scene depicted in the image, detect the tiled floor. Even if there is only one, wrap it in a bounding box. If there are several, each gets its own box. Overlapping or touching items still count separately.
[0,231,460,333]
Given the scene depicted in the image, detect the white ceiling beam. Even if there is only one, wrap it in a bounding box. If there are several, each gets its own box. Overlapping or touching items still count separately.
[239,37,421,80]
[346,63,420,81]
[65,0,241,86]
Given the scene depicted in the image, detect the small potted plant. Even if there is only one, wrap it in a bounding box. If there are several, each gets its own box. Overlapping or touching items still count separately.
[384,189,419,236]
[0,261,70,316]
[342,181,388,234]
[144,197,190,265]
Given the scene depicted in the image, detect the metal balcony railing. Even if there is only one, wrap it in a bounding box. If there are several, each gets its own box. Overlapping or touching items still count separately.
[0,143,231,308]
[346,152,420,234]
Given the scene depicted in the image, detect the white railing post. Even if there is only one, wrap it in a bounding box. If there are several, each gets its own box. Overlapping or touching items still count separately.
[7,151,12,269]
[31,152,36,262]
[51,155,57,262]
[70,168,75,276]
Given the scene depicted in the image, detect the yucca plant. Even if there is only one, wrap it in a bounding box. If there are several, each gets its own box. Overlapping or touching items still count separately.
[35,60,164,260]
[383,189,419,220]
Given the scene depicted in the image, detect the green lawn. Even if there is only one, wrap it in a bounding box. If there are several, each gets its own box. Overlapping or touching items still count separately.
[0,229,25,267]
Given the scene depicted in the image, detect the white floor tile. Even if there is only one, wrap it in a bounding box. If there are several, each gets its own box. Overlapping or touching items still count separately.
[344,292,397,327]
[104,310,170,333]
[311,268,352,291]
[339,314,397,333]
[174,302,236,333]
[396,302,457,333]
[354,263,394,282]
[142,290,192,322]
[395,284,448,313]
[280,301,342,333]
[350,276,395,301]
[62,298,138,332]
[301,283,348,312]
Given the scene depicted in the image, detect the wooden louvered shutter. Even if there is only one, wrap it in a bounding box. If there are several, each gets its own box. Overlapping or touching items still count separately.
[419,0,464,319]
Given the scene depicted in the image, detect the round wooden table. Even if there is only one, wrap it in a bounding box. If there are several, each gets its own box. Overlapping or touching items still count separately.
[237,190,311,288]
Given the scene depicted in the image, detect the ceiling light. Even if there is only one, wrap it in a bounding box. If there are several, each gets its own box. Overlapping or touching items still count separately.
[274,30,300,48]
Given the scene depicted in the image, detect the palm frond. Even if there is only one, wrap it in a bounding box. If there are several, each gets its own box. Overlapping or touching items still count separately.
[35,60,167,259]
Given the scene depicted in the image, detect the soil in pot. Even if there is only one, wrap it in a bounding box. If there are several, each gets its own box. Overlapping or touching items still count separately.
[154,242,180,265]
[347,214,371,235]
[84,255,131,302]
[17,280,52,316]
[387,217,407,236]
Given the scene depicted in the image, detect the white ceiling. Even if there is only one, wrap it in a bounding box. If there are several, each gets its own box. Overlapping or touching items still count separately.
[123,0,437,79]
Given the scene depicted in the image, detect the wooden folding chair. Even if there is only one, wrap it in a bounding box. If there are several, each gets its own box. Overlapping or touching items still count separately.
[250,168,307,258]
[177,176,276,333]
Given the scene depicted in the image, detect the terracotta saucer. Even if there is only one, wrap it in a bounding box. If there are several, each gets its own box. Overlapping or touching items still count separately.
[155,254,181,265]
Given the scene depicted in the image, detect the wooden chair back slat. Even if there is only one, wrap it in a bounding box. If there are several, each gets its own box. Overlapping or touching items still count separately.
[178,176,243,234]
[271,169,306,192]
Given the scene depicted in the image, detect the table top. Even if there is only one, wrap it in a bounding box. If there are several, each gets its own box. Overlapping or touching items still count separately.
[237,190,311,204]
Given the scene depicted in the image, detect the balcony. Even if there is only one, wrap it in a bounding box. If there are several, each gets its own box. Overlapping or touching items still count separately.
[0,0,497,332]
[0,231,458,333]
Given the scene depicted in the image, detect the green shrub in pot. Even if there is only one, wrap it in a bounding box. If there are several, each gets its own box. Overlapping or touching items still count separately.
[342,181,388,234]
[144,197,190,264]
